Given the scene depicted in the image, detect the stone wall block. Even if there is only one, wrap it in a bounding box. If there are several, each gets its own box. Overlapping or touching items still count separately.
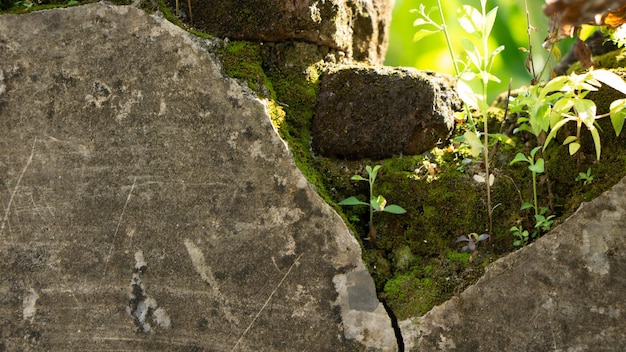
[312,66,461,159]
[0,4,397,351]
[175,0,394,64]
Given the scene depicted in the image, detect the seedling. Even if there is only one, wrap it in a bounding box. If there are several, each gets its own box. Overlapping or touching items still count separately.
[339,165,406,245]
[576,167,594,185]
[534,206,555,233]
[510,226,530,247]
[510,146,544,217]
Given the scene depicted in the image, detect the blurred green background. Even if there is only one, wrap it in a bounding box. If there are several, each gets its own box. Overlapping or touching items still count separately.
[385,0,570,100]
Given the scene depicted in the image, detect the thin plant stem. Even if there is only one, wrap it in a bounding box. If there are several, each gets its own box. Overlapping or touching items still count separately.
[436,0,477,133]
[532,171,539,216]
[479,0,493,243]
[523,0,538,83]
[436,0,460,76]
[368,171,376,244]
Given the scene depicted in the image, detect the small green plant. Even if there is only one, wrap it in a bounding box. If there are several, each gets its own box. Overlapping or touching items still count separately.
[510,225,529,247]
[339,165,406,245]
[510,146,544,217]
[509,145,558,245]
[413,0,510,244]
[534,207,555,232]
[509,206,554,247]
[576,167,594,185]
[14,0,33,8]
[512,69,626,165]
[508,69,626,247]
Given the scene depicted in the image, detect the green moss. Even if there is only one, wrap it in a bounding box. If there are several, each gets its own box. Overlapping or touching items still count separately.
[447,251,470,265]
[384,274,439,319]
[570,47,626,74]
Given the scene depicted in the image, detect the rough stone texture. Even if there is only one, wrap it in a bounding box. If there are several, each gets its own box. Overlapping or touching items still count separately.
[0,3,397,351]
[170,0,394,64]
[401,176,626,351]
[312,66,461,160]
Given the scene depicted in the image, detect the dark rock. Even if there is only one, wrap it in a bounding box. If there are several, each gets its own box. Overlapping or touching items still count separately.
[312,66,461,160]
[401,176,626,351]
[0,3,396,351]
[171,0,394,64]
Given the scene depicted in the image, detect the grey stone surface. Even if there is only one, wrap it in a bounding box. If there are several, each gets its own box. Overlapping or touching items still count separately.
[0,3,397,351]
[312,66,461,159]
[402,176,626,351]
[171,0,394,64]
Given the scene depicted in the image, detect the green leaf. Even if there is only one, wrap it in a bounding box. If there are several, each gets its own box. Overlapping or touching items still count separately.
[338,196,368,207]
[568,142,581,155]
[368,165,382,182]
[413,29,441,42]
[590,127,602,160]
[520,202,534,210]
[383,204,407,214]
[482,71,501,84]
[413,18,431,27]
[574,99,597,128]
[590,69,626,95]
[529,158,544,174]
[457,79,478,109]
[489,133,515,146]
[510,152,529,165]
[489,45,505,61]
[610,98,626,136]
[531,103,551,136]
[544,118,570,150]
[371,195,386,211]
[552,97,574,121]
[484,6,499,36]
[529,146,542,159]
[457,5,481,35]
[462,38,481,69]
[539,76,569,101]
[562,136,578,145]
[351,175,367,182]
[463,131,483,157]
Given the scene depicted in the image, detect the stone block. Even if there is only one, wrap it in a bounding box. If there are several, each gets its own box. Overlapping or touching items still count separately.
[172,0,394,64]
[0,4,396,351]
[312,66,461,159]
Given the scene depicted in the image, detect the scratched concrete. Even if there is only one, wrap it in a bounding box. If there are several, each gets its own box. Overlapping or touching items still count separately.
[0,3,396,351]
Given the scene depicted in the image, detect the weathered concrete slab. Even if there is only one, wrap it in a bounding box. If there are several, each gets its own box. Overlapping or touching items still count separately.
[0,3,396,351]
[402,176,626,351]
